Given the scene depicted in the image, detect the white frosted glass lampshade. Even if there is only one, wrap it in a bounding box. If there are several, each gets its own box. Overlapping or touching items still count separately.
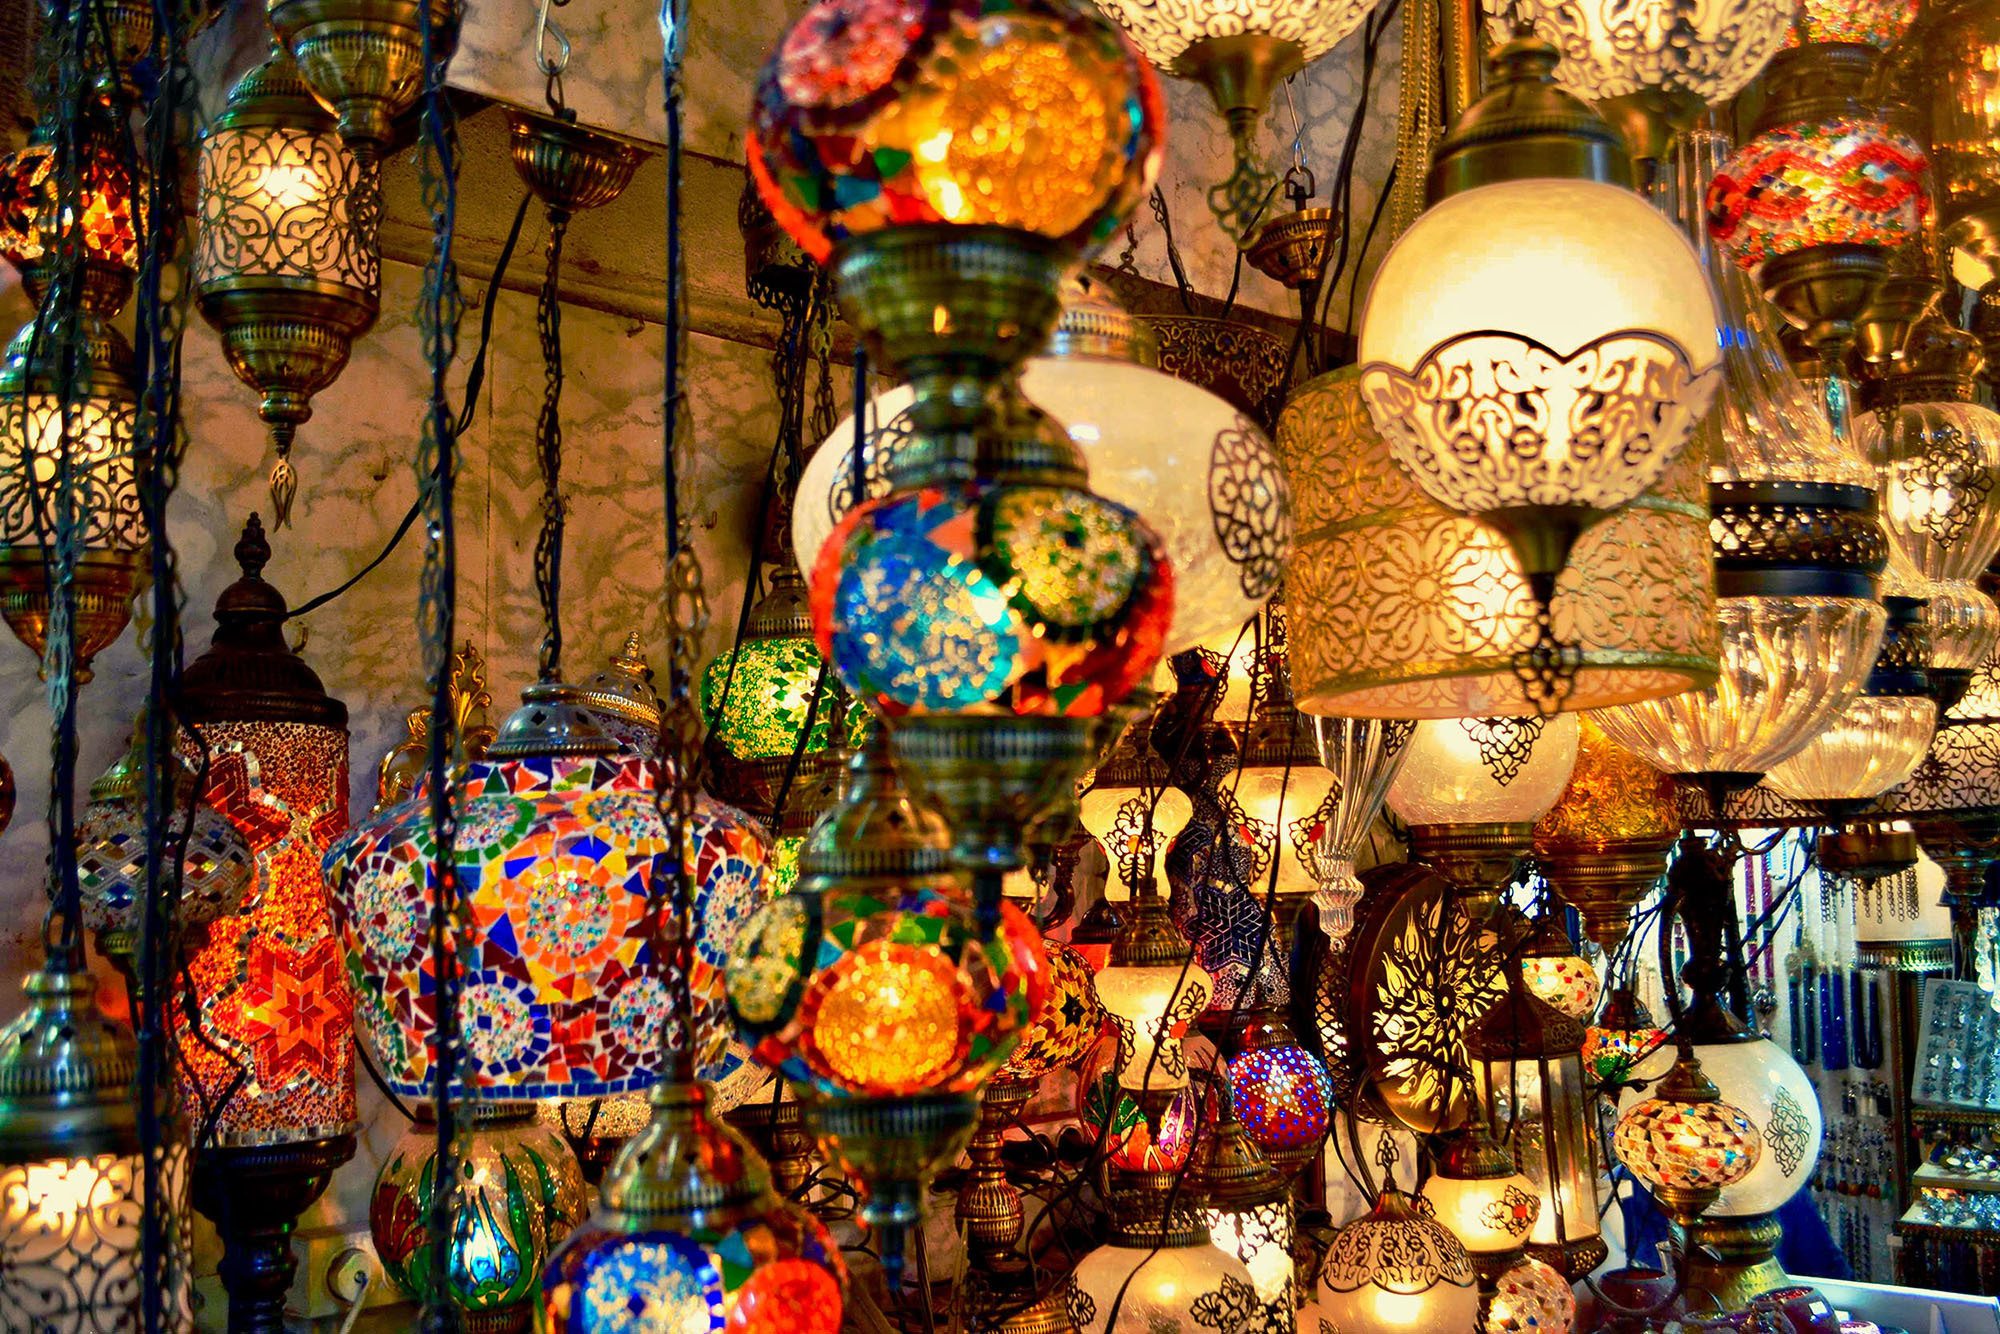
[1421,1167,1541,1256]
[1859,394,2000,586]
[1153,619,1262,723]
[1765,694,1937,805]
[1358,179,1719,522]
[1070,1239,1260,1334]
[1503,0,1789,105]
[1088,0,1377,73]
[1620,1037,1823,1216]
[1231,764,1338,898]
[1388,714,1580,827]
[1093,961,1213,1093]
[803,356,1293,655]
[1203,1199,1295,1306]
[1079,785,1194,902]
[1319,1190,1481,1334]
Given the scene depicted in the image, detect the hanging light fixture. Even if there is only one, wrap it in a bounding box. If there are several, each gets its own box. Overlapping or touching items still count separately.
[1316,1187,1481,1334]
[1531,716,1681,952]
[1901,618,2000,947]
[0,107,140,317]
[1196,1072,1296,1307]
[1093,882,1212,1113]
[1465,974,1604,1279]
[1518,913,1601,1023]
[1501,0,1790,175]
[752,0,1170,907]
[1278,363,1720,720]
[803,276,1292,659]
[1582,986,1666,1090]
[1612,1052,1762,1229]
[76,720,253,984]
[268,0,459,162]
[1078,712,1193,907]
[1070,1159,1269,1334]
[1420,1119,1540,1289]
[370,1102,589,1330]
[173,517,358,1331]
[1855,310,2000,709]
[1916,0,2000,297]
[1086,0,1383,243]
[1387,714,1580,922]
[1307,714,1413,941]
[1597,128,1889,801]
[0,306,145,681]
[725,736,1045,1274]
[193,41,380,526]
[1358,38,1720,707]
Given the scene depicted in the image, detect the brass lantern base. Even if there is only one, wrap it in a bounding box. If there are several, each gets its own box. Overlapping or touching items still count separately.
[1671,1210,1787,1312]
[806,1091,980,1279]
[1406,821,1534,923]
[1245,206,1339,287]
[889,713,1101,897]
[1855,272,1940,368]
[193,1132,358,1334]
[506,110,650,218]
[1540,836,1676,952]
[268,0,460,160]
[1759,244,1889,356]
[957,1077,1036,1261]
[0,545,140,683]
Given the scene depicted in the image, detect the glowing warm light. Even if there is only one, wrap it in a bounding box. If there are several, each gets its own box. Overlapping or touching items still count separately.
[1079,784,1193,902]
[1094,961,1212,1093]
[1388,715,1580,826]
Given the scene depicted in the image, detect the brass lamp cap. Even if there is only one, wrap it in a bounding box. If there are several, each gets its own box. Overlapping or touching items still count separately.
[180,515,348,728]
[1465,975,1584,1062]
[212,43,336,133]
[0,308,139,404]
[796,733,954,883]
[571,632,663,734]
[0,969,139,1161]
[1196,1084,1286,1210]
[1045,276,1159,367]
[1427,34,1632,203]
[1436,1120,1520,1182]
[1107,894,1193,968]
[742,569,814,641]
[1882,309,1985,406]
[599,1079,771,1224]
[485,681,621,759]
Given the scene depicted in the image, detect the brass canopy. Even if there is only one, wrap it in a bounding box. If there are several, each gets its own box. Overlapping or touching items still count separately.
[0,547,140,684]
[1427,34,1631,204]
[506,109,651,219]
[268,0,462,161]
[1245,206,1341,289]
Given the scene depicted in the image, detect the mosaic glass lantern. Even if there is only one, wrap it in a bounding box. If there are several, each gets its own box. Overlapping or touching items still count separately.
[1358,38,1719,639]
[371,1103,588,1327]
[75,725,253,978]
[806,278,1292,655]
[0,308,146,681]
[1389,714,1579,921]
[1276,366,1719,720]
[747,0,1162,264]
[1791,0,1917,48]
[1076,1041,1199,1173]
[1227,1014,1332,1178]
[0,108,139,314]
[326,686,772,1100]
[1318,1188,1480,1334]
[998,939,1105,1083]
[193,42,380,526]
[1487,1256,1578,1334]
[1583,988,1666,1088]
[1613,1055,1762,1224]
[1532,716,1680,951]
[1519,916,1602,1023]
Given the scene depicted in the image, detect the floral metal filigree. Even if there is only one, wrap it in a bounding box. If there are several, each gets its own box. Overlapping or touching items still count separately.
[1767,1084,1812,1178]
[194,126,378,291]
[1371,889,1506,1127]
[1461,715,1546,787]
[1209,414,1293,600]
[1509,0,1793,104]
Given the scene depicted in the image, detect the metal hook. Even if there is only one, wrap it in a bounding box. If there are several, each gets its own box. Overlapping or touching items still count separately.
[535,0,571,87]
[1282,75,1309,174]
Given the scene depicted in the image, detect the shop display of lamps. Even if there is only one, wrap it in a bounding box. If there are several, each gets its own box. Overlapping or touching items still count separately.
[1388,714,1580,921]
[753,0,1172,907]
[174,517,357,1332]
[370,1103,588,1332]
[193,40,380,527]
[1317,1187,1481,1334]
[808,277,1292,656]
[1275,363,1720,721]
[1358,36,1719,705]
[1531,716,1681,951]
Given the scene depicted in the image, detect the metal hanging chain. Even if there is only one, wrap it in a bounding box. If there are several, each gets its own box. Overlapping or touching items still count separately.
[654,0,709,1083]
[412,0,467,1318]
[533,208,569,682]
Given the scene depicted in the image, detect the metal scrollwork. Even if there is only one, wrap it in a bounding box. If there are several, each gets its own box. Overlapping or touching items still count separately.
[193,127,377,291]
[1209,414,1293,601]
[1459,715,1546,787]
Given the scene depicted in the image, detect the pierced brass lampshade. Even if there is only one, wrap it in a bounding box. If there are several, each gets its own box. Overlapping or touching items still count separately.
[194,43,380,527]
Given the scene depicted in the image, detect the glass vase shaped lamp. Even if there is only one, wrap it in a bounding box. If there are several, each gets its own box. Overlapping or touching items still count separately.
[1387,713,1580,921]
[751,0,1173,903]
[194,43,380,527]
[1307,715,1413,940]
[1358,37,1719,709]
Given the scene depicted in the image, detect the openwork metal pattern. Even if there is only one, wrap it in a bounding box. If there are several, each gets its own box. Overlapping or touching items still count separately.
[1461,715,1546,787]
[1090,0,1378,73]
[192,126,377,290]
[1507,0,1791,104]
[0,1143,193,1331]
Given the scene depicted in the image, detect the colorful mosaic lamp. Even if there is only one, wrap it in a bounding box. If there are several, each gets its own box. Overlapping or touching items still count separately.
[725,735,1046,1275]
[1612,1052,1761,1227]
[1486,1257,1578,1334]
[750,0,1172,909]
[174,516,357,1331]
[0,107,139,317]
[1317,1188,1481,1334]
[1518,913,1602,1024]
[371,1102,588,1331]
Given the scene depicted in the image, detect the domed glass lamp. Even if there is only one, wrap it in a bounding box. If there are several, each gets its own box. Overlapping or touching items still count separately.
[1317,1188,1481,1334]
[1486,1256,1578,1334]
[1387,714,1580,922]
[1421,1119,1542,1297]
[1613,1052,1762,1231]
[1358,37,1719,709]
[1070,1159,1267,1334]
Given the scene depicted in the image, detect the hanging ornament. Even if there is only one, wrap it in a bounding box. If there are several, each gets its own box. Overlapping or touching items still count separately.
[1306,714,1412,941]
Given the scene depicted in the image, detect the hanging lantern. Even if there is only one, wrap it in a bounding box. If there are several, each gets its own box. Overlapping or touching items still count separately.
[1196,1075,1296,1307]
[1420,1121,1540,1280]
[1317,1188,1480,1334]
[1357,39,1719,700]
[0,307,145,681]
[1087,0,1382,243]
[1076,1037,1200,1174]
[75,722,254,982]
[1855,310,2000,708]
[1277,362,1721,721]
[193,42,380,527]
[268,0,459,161]
[1486,1256,1578,1334]
[0,108,140,316]
[807,277,1293,656]
[1582,987,1666,1089]
[1501,0,1790,171]
[1901,629,2000,941]
[1226,1010,1332,1179]
[570,630,663,760]
[1070,1151,1270,1334]
[370,1103,589,1329]
[1518,914,1601,1023]
[1531,716,1680,951]
[1613,1053,1762,1227]
[1092,894,1212,1109]
[1306,715,1412,940]
[725,737,1045,1272]
[751,0,1170,901]
[1918,0,2000,294]
[1387,714,1580,921]
[326,684,772,1103]
[1466,977,1604,1279]
[0,969,195,1329]
[1597,129,1889,797]
[1079,716,1194,905]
